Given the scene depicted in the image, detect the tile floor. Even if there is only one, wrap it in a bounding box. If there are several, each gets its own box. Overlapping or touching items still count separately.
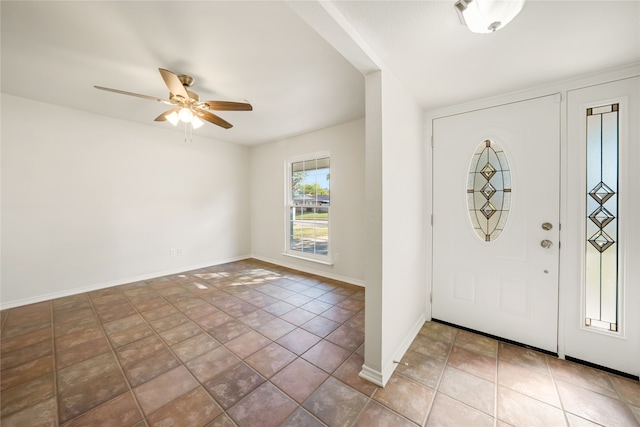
[1,258,639,426]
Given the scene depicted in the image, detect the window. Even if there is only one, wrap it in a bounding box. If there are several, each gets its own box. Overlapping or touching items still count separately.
[585,103,619,332]
[286,154,330,262]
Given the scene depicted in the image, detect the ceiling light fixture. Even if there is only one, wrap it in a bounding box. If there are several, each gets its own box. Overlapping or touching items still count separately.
[455,0,525,33]
[164,107,203,129]
[191,115,204,130]
[178,108,193,123]
[165,110,180,126]
[164,106,203,142]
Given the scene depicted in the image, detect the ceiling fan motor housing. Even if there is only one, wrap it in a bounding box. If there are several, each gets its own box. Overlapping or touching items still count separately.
[178,74,194,87]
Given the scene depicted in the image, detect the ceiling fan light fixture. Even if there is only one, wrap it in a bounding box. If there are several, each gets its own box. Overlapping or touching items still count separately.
[455,0,525,33]
[191,115,204,129]
[178,107,194,123]
[165,110,180,126]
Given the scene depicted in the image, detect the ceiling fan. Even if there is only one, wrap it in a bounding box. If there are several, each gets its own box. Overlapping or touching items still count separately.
[94,68,252,129]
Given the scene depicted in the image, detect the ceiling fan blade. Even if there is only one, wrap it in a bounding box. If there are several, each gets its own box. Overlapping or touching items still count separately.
[94,86,173,105]
[195,109,233,129]
[158,68,189,100]
[203,101,253,111]
[154,108,179,122]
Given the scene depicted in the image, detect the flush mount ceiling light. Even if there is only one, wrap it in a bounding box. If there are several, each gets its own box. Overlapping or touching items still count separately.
[455,0,525,33]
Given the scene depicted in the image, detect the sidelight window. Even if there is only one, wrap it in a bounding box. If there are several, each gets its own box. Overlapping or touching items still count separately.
[585,104,619,331]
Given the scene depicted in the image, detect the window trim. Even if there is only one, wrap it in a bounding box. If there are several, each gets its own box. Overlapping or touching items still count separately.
[284,151,332,265]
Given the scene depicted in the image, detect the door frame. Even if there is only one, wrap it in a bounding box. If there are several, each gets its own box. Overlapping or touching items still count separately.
[425,64,640,372]
[560,76,640,377]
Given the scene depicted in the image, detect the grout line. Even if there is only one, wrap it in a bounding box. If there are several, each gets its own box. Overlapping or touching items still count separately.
[350,394,371,427]
[547,355,571,427]
[2,261,388,426]
[86,287,151,427]
[124,261,363,426]
[134,272,255,426]
[430,328,459,425]
[494,342,499,427]
[606,372,640,421]
[0,310,8,335]
[5,271,634,427]
[49,300,60,427]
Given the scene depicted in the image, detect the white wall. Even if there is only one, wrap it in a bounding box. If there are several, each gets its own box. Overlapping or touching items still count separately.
[1,94,251,308]
[361,70,426,387]
[380,70,427,377]
[362,71,384,384]
[249,119,366,284]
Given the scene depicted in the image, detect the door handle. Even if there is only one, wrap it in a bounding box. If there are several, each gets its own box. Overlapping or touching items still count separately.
[541,239,553,249]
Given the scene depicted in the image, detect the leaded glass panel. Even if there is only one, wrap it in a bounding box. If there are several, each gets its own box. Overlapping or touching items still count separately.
[585,104,619,332]
[466,140,512,242]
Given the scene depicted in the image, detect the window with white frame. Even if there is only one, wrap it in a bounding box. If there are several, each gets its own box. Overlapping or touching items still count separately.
[286,154,330,261]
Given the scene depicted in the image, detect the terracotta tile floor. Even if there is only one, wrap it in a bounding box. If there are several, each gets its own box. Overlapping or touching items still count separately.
[1,259,639,426]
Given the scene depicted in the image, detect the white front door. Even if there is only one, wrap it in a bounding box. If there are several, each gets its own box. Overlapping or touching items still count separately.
[563,76,640,376]
[432,95,561,353]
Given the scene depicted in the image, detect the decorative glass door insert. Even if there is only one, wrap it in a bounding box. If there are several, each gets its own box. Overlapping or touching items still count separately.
[466,140,512,242]
[585,103,619,331]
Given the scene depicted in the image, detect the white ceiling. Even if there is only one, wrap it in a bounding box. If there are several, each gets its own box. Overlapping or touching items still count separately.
[331,0,640,110]
[2,1,638,146]
[0,1,364,145]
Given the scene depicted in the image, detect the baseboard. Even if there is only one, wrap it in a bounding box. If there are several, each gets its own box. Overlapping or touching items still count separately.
[359,313,426,388]
[250,254,365,288]
[0,254,251,310]
[359,364,384,387]
[381,313,426,385]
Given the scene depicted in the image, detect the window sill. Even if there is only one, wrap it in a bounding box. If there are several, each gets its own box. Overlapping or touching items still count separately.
[282,252,334,266]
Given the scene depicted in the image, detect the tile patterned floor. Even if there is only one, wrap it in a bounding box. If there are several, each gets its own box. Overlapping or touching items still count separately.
[1,259,639,426]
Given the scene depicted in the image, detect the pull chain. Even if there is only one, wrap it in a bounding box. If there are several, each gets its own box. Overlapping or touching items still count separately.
[183,122,193,143]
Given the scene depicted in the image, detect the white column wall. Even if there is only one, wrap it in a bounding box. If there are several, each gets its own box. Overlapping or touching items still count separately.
[380,70,427,378]
[361,70,427,386]
[362,71,384,382]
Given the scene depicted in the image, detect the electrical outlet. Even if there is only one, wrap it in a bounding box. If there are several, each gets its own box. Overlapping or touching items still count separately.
[334,253,340,262]
[170,248,177,257]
